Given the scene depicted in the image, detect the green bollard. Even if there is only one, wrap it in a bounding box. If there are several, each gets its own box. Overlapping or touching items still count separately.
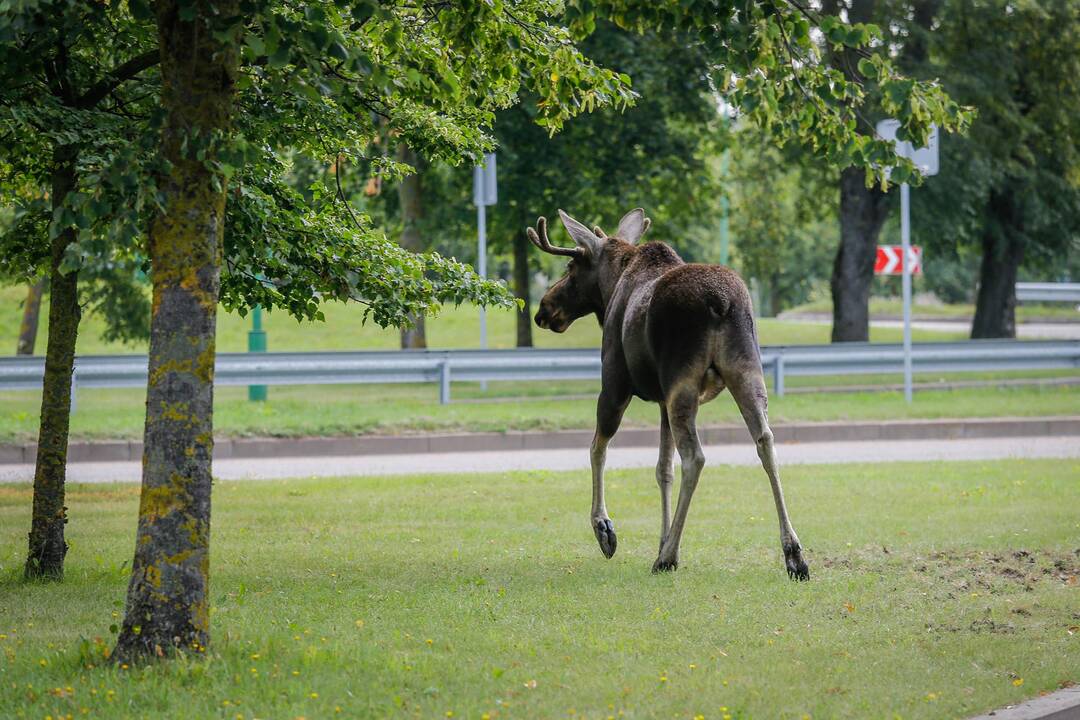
[248,305,267,401]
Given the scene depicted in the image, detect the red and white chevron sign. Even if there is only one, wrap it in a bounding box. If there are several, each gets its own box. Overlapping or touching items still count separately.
[875,245,922,275]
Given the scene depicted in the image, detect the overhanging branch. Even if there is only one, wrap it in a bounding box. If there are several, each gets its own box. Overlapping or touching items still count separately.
[77,50,160,109]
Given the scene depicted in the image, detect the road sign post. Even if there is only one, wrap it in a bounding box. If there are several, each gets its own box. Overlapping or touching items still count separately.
[876,120,939,403]
[473,153,497,390]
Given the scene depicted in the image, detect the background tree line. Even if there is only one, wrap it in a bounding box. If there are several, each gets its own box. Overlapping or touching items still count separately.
[365,0,1077,348]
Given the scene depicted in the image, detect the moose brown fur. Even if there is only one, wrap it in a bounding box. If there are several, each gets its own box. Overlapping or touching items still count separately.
[529,208,809,579]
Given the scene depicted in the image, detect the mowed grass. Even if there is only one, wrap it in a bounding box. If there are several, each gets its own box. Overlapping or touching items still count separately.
[0,284,964,357]
[0,459,1078,719]
[0,381,1078,441]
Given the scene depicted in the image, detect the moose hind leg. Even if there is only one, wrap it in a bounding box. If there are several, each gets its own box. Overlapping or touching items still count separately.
[728,372,809,581]
[591,391,628,559]
[653,387,704,573]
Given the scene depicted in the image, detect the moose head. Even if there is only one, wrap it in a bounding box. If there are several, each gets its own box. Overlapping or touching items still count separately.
[528,208,651,332]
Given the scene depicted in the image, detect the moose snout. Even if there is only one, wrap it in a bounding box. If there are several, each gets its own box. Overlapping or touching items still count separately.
[534,306,551,330]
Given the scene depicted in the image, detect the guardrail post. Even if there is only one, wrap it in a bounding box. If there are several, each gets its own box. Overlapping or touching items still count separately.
[773,355,785,398]
[439,360,451,405]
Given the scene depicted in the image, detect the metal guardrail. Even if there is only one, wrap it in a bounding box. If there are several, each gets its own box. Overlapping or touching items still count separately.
[1016,282,1080,303]
[1,340,1077,404]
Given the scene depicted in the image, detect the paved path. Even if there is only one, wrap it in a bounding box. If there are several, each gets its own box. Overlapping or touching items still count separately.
[968,685,1080,720]
[1,435,1075,484]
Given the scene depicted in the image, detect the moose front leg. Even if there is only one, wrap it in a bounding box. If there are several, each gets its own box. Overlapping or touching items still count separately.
[590,390,629,559]
[656,406,674,550]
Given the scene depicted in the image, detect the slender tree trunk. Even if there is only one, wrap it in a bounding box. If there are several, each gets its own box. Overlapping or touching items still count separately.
[16,278,47,355]
[513,227,533,347]
[396,144,427,349]
[972,188,1024,339]
[830,167,889,342]
[114,0,238,662]
[768,274,784,318]
[24,147,80,580]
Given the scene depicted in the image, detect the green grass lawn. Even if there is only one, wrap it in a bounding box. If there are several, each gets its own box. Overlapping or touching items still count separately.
[786,297,1079,322]
[0,381,1077,442]
[1,459,1077,719]
[0,284,965,357]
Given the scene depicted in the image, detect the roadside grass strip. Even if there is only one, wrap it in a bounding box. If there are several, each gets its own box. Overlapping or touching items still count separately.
[1,381,1078,443]
[1,458,1077,719]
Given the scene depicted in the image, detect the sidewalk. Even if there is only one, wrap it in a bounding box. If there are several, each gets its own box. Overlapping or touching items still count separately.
[1,416,1077,465]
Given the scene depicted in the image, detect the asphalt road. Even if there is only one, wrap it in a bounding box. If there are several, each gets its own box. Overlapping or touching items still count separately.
[0,435,1075,484]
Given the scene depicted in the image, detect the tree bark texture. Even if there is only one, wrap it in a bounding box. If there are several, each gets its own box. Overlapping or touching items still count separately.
[971,188,1023,339]
[114,0,238,662]
[16,278,46,355]
[396,144,427,349]
[830,167,889,342]
[513,227,533,347]
[24,146,80,580]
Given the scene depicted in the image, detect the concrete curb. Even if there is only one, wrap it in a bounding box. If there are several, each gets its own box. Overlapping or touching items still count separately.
[2,416,1077,464]
[968,686,1080,720]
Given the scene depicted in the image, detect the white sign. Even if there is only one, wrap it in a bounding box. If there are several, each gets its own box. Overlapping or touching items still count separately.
[876,119,939,177]
[473,153,497,206]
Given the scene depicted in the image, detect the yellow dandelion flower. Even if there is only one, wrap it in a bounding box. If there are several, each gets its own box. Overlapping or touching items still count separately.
[310,692,318,699]
[1013,678,1024,687]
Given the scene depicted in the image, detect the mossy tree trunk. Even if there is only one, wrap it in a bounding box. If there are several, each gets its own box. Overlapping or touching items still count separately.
[513,226,533,347]
[114,0,238,662]
[24,146,80,580]
[396,144,427,349]
[16,277,47,355]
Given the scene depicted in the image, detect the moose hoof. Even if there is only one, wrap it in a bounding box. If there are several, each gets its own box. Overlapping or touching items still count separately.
[651,555,679,573]
[593,518,617,559]
[784,543,810,582]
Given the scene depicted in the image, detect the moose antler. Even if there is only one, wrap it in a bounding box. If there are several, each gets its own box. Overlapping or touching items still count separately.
[526,216,583,258]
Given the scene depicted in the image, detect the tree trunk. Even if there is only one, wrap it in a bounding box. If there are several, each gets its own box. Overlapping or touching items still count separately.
[513,227,533,347]
[396,144,427,349]
[114,0,238,662]
[16,278,47,355]
[971,189,1024,339]
[24,147,80,580]
[768,274,784,318]
[830,167,890,342]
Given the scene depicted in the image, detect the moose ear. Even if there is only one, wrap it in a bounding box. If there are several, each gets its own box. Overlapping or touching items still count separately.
[558,209,602,257]
[616,208,650,243]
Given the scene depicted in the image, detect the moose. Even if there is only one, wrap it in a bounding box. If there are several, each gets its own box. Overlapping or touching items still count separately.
[528,208,809,579]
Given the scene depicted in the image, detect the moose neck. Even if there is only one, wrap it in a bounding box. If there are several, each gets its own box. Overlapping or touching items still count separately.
[596,240,682,315]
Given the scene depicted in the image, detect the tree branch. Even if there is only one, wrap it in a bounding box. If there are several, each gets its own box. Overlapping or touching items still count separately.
[77,50,159,109]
